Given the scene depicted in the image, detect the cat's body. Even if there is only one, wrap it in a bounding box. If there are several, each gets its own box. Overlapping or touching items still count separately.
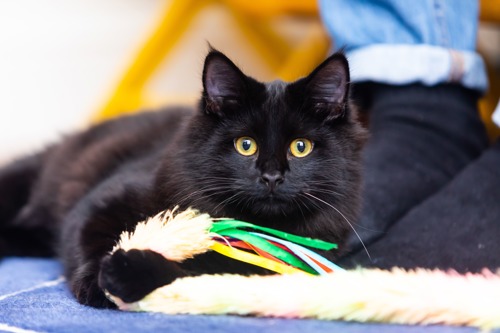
[0,50,365,307]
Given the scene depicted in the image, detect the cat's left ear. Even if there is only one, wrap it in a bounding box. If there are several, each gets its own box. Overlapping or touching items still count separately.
[298,52,350,122]
[202,50,247,116]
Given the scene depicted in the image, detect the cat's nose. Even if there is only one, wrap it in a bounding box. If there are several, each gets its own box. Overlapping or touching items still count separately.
[261,172,284,192]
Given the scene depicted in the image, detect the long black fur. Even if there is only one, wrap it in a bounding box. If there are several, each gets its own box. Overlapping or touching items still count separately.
[0,50,366,307]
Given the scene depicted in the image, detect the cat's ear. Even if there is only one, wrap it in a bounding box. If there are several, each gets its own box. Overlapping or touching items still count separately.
[302,52,350,122]
[202,50,247,116]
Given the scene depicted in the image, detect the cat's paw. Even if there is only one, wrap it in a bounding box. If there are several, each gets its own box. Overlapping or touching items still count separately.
[98,249,186,303]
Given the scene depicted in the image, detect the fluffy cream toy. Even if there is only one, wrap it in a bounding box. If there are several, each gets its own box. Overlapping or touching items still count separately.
[106,208,500,331]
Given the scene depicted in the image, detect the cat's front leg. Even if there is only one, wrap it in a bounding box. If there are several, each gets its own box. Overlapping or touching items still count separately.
[60,174,171,308]
[98,249,188,303]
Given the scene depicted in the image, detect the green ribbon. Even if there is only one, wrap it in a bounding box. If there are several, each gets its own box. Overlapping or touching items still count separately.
[210,219,338,251]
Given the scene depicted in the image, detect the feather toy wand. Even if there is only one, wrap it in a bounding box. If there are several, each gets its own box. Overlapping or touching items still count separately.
[112,207,343,276]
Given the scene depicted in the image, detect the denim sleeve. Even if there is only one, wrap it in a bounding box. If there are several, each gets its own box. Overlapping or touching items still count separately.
[319,0,487,92]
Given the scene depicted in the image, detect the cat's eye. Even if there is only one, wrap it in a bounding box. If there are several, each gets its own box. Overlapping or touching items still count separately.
[234,137,258,156]
[289,138,313,158]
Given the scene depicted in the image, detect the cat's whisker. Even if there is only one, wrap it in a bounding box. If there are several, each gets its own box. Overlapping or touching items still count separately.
[281,207,287,217]
[295,195,315,215]
[303,192,371,261]
[176,186,236,208]
[211,191,245,214]
[291,197,306,221]
[299,193,323,211]
[308,188,345,197]
[175,186,226,205]
[220,192,248,214]
[175,180,250,215]
[305,180,342,187]
[175,189,203,205]
[240,195,254,212]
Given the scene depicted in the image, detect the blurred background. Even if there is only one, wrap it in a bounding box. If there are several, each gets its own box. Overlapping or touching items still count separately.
[0,0,499,164]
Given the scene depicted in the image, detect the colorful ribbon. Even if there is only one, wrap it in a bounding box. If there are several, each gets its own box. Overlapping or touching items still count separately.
[209,220,342,275]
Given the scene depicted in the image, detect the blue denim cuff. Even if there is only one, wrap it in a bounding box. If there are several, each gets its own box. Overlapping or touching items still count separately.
[346,44,488,93]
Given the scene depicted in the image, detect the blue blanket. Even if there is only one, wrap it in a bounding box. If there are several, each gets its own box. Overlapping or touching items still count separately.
[0,257,492,333]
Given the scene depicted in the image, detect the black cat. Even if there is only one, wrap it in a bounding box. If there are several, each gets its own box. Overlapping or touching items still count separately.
[0,50,366,307]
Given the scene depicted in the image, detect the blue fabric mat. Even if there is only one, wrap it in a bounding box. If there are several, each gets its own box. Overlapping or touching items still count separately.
[0,257,493,333]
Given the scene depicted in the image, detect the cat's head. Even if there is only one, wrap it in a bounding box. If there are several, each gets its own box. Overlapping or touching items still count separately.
[182,49,366,235]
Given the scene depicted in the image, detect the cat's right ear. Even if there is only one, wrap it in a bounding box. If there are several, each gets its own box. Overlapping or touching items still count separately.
[202,50,247,117]
[290,52,351,123]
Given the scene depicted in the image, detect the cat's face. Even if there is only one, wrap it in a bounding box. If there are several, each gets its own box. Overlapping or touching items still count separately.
[182,50,365,228]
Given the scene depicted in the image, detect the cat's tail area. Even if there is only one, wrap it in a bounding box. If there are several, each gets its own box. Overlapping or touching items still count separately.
[0,151,56,257]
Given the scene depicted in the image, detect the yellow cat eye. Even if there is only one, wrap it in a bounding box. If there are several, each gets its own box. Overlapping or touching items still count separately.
[289,138,314,158]
[234,137,258,156]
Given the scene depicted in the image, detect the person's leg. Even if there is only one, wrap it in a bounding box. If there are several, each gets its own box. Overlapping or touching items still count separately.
[345,83,489,252]
[340,140,500,272]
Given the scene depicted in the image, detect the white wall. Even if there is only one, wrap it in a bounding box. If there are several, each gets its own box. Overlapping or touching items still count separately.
[0,0,166,162]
